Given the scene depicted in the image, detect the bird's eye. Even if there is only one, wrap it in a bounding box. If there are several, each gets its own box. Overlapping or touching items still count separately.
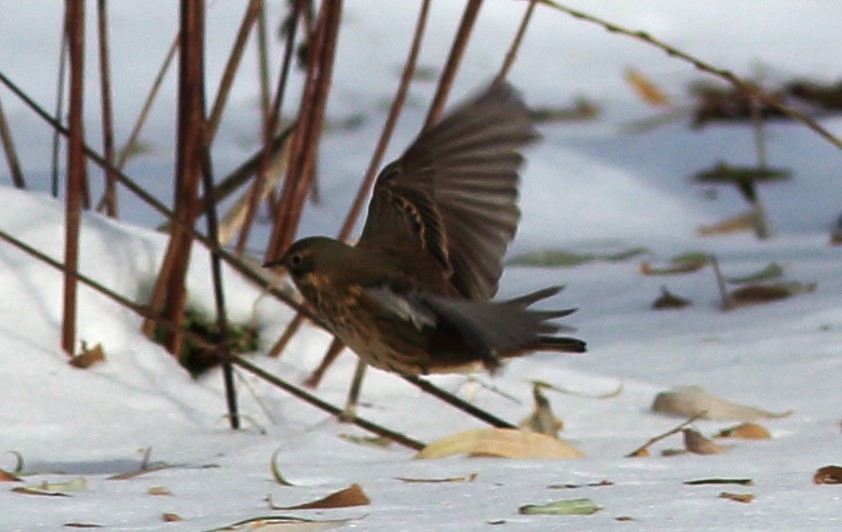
[288,253,303,268]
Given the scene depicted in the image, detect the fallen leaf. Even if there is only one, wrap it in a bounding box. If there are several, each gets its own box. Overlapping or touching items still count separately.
[415,428,584,460]
[651,386,793,420]
[625,68,671,106]
[530,379,624,399]
[396,473,477,484]
[683,429,726,455]
[519,383,564,437]
[652,286,692,309]
[270,448,295,486]
[548,480,613,489]
[107,463,173,480]
[641,252,709,275]
[0,468,21,482]
[719,491,755,503]
[684,478,753,486]
[270,484,370,510]
[726,263,784,284]
[714,422,771,440]
[162,513,182,522]
[727,281,816,308]
[13,477,87,496]
[615,516,636,522]
[63,523,103,529]
[519,498,601,515]
[627,447,650,458]
[698,211,757,236]
[338,434,392,448]
[212,515,356,531]
[507,246,648,268]
[148,486,172,496]
[813,465,842,485]
[69,343,106,369]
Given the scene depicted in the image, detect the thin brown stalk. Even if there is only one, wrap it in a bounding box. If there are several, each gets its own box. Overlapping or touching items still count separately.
[495,0,537,84]
[50,30,68,198]
[115,34,179,170]
[423,0,484,130]
[266,311,305,358]
[0,97,26,188]
[402,376,515,428]
[235,0,302,256]
[0,226,421,450]
[96,0,118,217]
[266,0,342,259]
[144,0,207,356]
[537,0,842,150]
[302,335,344,386]
[255,1,272,123]
[62,0,87,356]
[205,0,262,143]
[200,125,240,429]
[625,412,706,457]
[337,0,431,241]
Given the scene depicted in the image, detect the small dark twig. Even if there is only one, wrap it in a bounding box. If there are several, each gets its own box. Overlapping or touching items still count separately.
[402,375,516,429]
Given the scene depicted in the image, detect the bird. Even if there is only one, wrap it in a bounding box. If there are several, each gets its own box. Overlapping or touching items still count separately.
[265,83,586,376]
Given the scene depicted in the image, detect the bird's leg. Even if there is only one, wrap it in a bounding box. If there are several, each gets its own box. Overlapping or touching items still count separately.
[339,359,368,422]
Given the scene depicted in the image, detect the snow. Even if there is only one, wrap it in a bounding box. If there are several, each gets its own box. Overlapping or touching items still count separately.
[1,1,841,530]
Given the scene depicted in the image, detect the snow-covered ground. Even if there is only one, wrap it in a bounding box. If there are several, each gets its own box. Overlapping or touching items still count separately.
[1,1,841,530]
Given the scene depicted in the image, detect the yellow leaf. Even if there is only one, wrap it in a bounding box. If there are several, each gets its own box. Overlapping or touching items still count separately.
[624,68,671,106]
[270,484,371,510]
[416,428,584,460]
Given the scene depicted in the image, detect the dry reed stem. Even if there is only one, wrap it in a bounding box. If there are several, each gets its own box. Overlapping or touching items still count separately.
[423,0,483,130]
[0,97,26,188]
[96,0,118,217]
[62,0,87,356]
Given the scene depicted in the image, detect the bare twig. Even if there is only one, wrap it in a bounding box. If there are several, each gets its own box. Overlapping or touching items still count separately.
[625,412,706,457]
[267,0,343,258]
[235,0,302,255]
[537,0,842,150]
[62,0,87,356]
[114,35,178,170]
[495,0,537,83]
[205,0,262,143]
[402,376,516,429]
[423,0,483,130]
[0,97,25,188]
[96,0,118,217]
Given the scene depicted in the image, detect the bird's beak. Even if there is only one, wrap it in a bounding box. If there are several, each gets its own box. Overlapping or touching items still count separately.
[262,257,285,269]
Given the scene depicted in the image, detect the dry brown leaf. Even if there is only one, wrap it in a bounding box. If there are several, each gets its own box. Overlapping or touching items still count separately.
[396,474,477,484]
[548,480,613,489]
[416,428,584,460]
[698,211,756,236]
[519,383,564,437]
[714,422,771,440]
[148,486,172,496]
[162,513,182,522]
[652,286,692,309]
[63,523,103,528]
[0,468,21,482]
[726,281,816,308]
[685,478,753,486]
[69,343,105,369]
[270,483,371,510]
[651,386,793,421]
[627,447,650,458]
[625,68,671,106]
[813,465,842,485]
[683,429,726,455]
[719,491,755,503]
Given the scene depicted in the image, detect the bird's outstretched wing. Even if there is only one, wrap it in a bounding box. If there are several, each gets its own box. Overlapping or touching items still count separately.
[358,83,537,300]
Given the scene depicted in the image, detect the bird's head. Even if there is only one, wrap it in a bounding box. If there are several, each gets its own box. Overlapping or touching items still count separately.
[263,236,353,295]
